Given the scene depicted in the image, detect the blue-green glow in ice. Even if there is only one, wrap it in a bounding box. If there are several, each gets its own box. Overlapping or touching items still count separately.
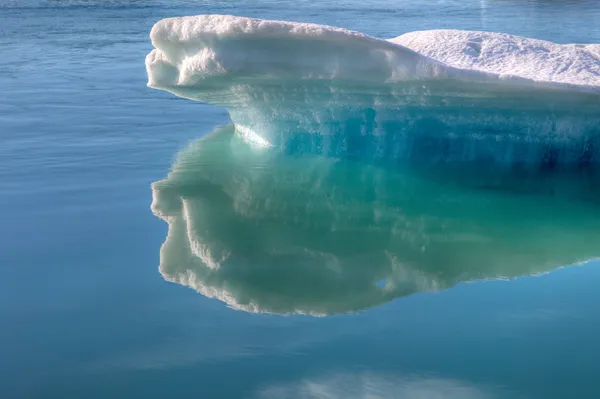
[152,126,600,315]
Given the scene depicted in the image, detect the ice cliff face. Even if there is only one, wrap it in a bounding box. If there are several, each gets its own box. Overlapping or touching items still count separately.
[146,15,600,166]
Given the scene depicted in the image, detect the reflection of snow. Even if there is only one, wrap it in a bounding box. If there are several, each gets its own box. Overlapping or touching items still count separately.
[480,0,489,29]
[256,372,504,399]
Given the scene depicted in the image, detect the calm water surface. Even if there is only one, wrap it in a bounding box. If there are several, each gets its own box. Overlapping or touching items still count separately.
[1,1,600,398]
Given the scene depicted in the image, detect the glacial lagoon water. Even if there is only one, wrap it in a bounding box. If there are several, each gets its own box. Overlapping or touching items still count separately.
[1,1,600,398]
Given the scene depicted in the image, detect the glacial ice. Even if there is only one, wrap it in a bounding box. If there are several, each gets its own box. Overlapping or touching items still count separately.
[151,126,600,315]
[146,15,600,165]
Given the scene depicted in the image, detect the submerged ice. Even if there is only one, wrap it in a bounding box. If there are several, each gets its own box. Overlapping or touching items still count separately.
[146,15,600,165]
[151,126,600,315]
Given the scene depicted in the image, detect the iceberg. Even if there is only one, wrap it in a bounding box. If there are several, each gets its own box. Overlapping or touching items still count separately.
[146,15,600,165]
[151,126,600,315]
[147,16,600,315]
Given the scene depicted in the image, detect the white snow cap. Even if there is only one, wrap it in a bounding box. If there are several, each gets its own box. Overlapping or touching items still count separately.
[392,29,600,88]
[147,14,600,92]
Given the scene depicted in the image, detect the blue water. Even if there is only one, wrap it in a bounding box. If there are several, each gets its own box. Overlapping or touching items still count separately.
[2,1,600,398]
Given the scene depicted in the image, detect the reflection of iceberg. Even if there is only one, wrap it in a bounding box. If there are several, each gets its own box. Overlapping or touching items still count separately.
[151,125,600,315]
[146,15,600,165]
[255,372,502,399]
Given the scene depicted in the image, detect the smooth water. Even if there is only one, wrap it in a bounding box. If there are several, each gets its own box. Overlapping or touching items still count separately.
[2,1,600,398]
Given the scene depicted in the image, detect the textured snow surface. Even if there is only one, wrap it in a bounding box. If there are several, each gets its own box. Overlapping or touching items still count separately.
[392,30,600,88]
[147,14,600,91]
[146,14,452,88]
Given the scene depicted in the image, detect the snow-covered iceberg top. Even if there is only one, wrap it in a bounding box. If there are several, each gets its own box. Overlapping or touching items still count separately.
[147,14,600,91]
[146,15,600,165]
[146,14,451,87]
[392,29,600,89]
